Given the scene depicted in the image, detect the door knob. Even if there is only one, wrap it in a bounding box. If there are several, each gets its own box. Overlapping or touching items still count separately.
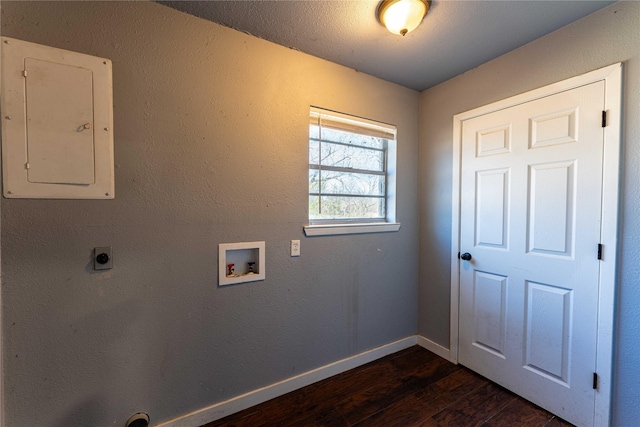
[460,252,472,261]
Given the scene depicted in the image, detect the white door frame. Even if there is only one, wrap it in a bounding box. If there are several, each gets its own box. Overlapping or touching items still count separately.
[0,7,5,423]
[450,63,621,426]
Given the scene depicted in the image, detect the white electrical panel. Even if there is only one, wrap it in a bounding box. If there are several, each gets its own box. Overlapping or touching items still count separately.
[1,37,114,199]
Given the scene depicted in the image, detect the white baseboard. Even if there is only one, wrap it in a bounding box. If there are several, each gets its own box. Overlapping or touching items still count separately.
[157,336,417,427]
[417,335,454,363]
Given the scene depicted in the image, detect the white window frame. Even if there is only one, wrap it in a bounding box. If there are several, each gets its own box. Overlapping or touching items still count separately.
[304,107,400,236]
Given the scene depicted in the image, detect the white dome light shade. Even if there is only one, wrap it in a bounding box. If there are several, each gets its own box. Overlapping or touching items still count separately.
[378,0,429,36]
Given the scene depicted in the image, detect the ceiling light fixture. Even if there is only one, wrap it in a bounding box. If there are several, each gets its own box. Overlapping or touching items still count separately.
[377,0,429,36]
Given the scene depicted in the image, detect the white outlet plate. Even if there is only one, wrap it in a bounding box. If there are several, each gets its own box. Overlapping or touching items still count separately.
[291,240,300,257]
[94,246,112,270]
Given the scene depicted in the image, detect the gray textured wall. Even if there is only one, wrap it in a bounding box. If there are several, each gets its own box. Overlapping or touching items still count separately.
[0,2,420,426]
[418,2,640,425]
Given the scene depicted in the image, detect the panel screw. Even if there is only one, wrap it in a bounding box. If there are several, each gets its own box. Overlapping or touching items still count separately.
[5,116,11,120]
[104,127,109,131]
[7,191,12,194]
[3,40,9,44]
[105,193,110,196]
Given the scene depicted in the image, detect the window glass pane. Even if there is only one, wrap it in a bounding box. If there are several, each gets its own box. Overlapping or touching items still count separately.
[310,124,320,139]
[320,142,384,172]
[319,127,385,149]
[309,195,320,218]
[310,196,385,220]
[315,170,385,196]
[309,170,320,193]
[309,140,319,165]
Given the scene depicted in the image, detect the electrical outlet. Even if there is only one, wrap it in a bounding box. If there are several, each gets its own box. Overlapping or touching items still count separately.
[94,246,112,270]
[291,240,300,257]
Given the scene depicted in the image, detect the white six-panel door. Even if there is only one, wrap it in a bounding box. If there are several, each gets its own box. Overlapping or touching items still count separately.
[458,81,605,427]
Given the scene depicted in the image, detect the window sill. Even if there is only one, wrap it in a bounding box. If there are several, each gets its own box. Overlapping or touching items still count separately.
[303,222,401,237]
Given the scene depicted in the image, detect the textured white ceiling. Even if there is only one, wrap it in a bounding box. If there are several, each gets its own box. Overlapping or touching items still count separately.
[160,0,614,91]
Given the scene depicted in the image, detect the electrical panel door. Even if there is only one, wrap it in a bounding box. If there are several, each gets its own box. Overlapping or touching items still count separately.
[1,37,114,199]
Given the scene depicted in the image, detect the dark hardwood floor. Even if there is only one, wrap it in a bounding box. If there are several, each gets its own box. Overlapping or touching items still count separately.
[202,346,574,427]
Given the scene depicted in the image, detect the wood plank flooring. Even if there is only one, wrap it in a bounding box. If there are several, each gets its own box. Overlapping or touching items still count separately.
[202,346,574,427]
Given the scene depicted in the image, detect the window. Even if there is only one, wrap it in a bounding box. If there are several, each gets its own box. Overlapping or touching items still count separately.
[305,107,400,236]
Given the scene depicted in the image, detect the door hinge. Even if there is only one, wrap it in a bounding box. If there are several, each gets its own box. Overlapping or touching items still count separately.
[25,162,30,170]
[602,110,607,127]
[597,243,603,260]
[22,69,27,78]
[593,372,598,390]
[458,252,460,259]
